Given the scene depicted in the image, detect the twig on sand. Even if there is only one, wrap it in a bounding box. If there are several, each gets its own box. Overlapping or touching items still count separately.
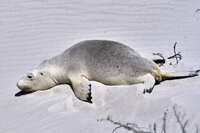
[98,116,151,133]
[195,126,199,133]
[167,42,182,65]
[195,9,200,13]
[153,42,182,66]
[153,53,166,66]
[160,111,168,133]
[152,122,157,133]
[173,105,189,133]
[99,105,199,133]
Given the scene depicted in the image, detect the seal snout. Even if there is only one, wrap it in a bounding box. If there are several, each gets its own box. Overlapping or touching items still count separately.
[17,80,23,89]
[16,80,24,90]
[17,79,31,92]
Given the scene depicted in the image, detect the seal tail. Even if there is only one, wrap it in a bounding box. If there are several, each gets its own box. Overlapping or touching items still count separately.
[160,69,200,81]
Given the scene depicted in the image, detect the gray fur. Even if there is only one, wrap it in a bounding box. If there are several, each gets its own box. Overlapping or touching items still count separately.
[47,40,159,85]
[17,40,199,103]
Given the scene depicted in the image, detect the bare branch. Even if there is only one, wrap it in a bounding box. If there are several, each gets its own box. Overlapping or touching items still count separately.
[153,53,165,60]
[112,125,122,133]
[99,116,151,133]
[153,123,157,133]
[153,42,182,66]
[167,42,182,65]
[196,9,200,13]
[173,105,188,133]
[99,105,199,133]
[195,126,199,133]
[153,53,166,66]
[160,111,167,133]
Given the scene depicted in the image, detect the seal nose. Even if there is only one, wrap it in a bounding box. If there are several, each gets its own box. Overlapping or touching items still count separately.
[16,80,23,89]
[17,80,27,90]
[17,79,32,92]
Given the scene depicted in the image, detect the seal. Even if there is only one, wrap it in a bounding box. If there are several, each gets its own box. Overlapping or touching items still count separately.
[16,40,199,103]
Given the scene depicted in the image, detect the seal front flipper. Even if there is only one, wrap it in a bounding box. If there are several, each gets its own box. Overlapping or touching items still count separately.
[142,74,156,94]
[69,75,92,103]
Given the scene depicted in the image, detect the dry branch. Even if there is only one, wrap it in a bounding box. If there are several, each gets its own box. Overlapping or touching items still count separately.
[153,123,157,133]
[173,105,188,133]
[196,9,200,12]
[160,111,167,133]
[153,42,182,66]
[153,53,166,66]
[99,105,199,133]
[195,126,199,133]
[98,116,151,133]
[167,42,182,65]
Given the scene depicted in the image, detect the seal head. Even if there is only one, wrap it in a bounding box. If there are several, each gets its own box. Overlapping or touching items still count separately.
[17,69,57,92]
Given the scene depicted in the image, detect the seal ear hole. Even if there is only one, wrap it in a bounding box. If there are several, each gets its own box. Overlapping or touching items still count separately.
[40,72,44,76]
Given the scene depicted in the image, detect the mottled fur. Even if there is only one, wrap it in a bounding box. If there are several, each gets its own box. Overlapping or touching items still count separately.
[17,40,199,103]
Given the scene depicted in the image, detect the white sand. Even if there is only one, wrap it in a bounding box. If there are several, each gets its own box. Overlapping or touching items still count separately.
[0,0,200,132]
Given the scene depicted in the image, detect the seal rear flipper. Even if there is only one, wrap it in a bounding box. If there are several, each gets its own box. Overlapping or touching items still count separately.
[161,69,200,81]
[69,75,92,103]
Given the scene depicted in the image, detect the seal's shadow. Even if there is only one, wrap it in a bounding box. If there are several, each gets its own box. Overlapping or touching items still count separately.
[15,91,34,97]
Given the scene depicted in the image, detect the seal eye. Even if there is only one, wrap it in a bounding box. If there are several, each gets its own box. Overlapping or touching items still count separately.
[27,75,32,79]
[40,72,44,76]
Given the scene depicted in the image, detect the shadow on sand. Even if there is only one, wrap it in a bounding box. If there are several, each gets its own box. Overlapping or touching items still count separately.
[15,91,34,97]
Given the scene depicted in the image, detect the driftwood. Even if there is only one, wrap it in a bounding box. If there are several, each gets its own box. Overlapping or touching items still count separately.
[153,42,182,66]
[98,105,199,133]
[195,9,200,12]
[99,116,151,133]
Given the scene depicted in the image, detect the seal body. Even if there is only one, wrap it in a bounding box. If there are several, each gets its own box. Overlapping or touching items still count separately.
[17,40,199,103]
[62,40,161,85]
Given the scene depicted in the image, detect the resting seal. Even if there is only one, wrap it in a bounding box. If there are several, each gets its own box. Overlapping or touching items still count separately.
[17,40,199,103]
